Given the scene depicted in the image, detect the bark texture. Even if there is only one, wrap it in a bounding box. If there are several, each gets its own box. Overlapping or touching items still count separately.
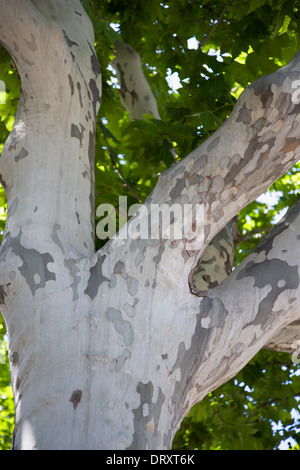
[111,39,300,354]
[111,40,238,294]
[0,0,300,450]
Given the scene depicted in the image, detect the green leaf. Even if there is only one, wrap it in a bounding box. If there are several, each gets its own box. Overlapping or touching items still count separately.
[98,120,120,144]
[81,1,121,44]
[278,15,291,35]
[93,19,121,44]
[131,119,162,137]
[198,111,222,131]
[272,12,287,37]
[247,0,268,15]
[80,0,94,19]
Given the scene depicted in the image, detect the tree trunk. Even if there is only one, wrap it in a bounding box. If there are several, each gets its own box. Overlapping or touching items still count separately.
[0,0,300,450]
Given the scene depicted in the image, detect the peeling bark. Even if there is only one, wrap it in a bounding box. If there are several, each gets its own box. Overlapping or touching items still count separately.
[0,0,300,450]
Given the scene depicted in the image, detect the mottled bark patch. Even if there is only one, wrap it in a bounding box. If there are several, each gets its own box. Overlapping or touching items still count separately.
[76,81,83,108]
[237,258,299,329]
[253,81,274,108]
[127,382,165,450]
[224,136,275,186]
[114,348,131,372]
[190,154,207,175]
[123,298,139,318]
[68,74,74,95]
[112,260,139,296]
[64,258,81,302]
[12,352,19,366]
[207,136,220,152]
[236,102,252,124]
[251,201,299,257]
[88,42,101,76]
[153,244,165,268]
[170,299,226,427]
[51,223,64,254]
[199,297,227,329]
[0,284,10,304]
[84,253,109,300]
[129,238,159,267]
[71,123,85,145]
[169,176,185,199]
[69,390,82,410]
[106,308,133,346]
[4,231,56,295]
[62,30,79,48]
[89,79,101,117]
[15,147,28,162]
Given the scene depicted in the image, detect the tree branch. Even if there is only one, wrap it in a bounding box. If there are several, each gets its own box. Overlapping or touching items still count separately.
[111,41,161,121]
[257,394,300,410]
[97,120,141,201]
[170,199,300,430]
[199,3,229,48]
[0,0,47,62]
[111,40,237,291]
[264,319,300,354]
[106,47,300,370]
[0,0,101,257]
[0,1,95,72]
[149,50,300,258]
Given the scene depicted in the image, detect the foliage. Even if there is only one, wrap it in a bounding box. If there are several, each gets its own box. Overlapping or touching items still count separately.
[173,349,300,450]
[0,316,13,450]
[0,0,300,450]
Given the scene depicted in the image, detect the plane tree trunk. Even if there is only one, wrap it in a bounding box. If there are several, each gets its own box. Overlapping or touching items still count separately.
[0,0,300,450]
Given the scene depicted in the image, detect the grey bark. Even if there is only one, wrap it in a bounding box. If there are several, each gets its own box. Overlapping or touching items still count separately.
[111,40,300,354]
[0,0,299,450]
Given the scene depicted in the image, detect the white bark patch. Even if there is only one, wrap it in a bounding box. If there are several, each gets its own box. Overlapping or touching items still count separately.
[201,317,211,329]
[142,403,149,417]
[33,273,41,285]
